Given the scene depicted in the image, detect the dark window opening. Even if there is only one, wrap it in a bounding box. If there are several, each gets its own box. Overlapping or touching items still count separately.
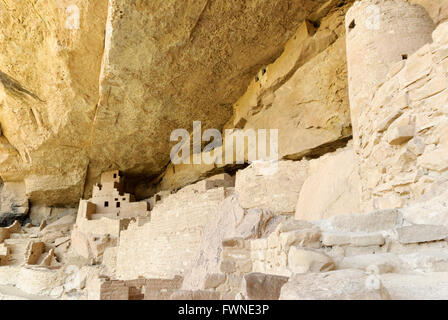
[402,54,408,60]
[308,19,320,29]
[349,20,356,30]
[115,198,118,201]
[116,202,121,208]
[113,173,117,178]
[262,68,267,75]
[123,198,126,201]
[104,201,109,207]
[255,76,259,82]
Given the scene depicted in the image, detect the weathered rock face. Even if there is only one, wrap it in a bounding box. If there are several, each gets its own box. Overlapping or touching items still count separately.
[280,269,390,300]
[182,193,281,292]
[235,2,353,161]
[0,0,337,205]
[140,1,354,194]
[236,160,309,214]
[408,0,448,25]
[0,182,29,227]
[399,188,448,226]
[183,194,260,290]
[4,0,448,301]
[0,0,108,205]
[242,273,289,300]
[295,143,361,220]
[91,0,330,175]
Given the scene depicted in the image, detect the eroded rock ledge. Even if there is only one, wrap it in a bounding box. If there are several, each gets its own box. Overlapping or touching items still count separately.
[0,0,448,301]
[0,0,340,205]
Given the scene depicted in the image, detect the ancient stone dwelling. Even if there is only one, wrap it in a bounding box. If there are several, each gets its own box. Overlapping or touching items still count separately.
[71,170,149,262]
[80,170,149,220]
[1,0,448,300]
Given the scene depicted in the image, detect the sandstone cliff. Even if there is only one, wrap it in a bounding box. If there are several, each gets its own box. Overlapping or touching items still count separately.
[0,0,448,302]
[0,0,337,206]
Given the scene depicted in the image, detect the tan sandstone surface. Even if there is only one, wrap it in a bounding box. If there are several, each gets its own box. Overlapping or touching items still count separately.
[0,0,337,205]
[0,0,448,301]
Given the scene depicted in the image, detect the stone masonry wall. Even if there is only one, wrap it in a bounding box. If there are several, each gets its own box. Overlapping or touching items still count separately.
[116,185,227,280]
[250,220,323,277]
[346,0,434,151]
[350,20,448,210]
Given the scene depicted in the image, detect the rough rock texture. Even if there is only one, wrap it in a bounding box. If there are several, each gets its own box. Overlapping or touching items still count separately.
[396,225,448,244]
[288,247,335,273]
[154,1,354,193]
[322,232,385,247]
[339,253,402,273]
[86,0,335,195]
[169,290,221,300]
[0,0,337,205]
[3,0,448,302]
[408,0,448,25]
[215,238,254,299]
[280,269,390,300]
[232,2,353,160]
[241,273,289,300]
[380,272,448,300]
[331,209,402,232]
[235,160,309,214]
[0,0,108,205]
[181,191,279,290]
[399,189,448,226]
[0,182,29,226]
[295,143,361,220]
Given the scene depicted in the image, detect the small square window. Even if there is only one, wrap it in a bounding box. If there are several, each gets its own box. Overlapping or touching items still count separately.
[104,201,109,207]
[123,198,126,201]
[349,20,356,30]
[115,198,118,201]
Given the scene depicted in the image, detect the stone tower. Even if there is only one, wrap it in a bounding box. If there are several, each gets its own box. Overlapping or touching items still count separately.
[345,0,434,146]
